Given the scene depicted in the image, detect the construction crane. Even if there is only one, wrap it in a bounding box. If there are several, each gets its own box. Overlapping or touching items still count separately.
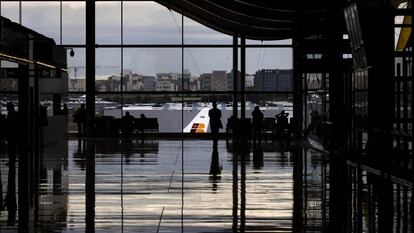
[68,65,119,79]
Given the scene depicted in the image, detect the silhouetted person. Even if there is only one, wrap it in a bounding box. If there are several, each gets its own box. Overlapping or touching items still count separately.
[122,111,135,136]
[140,113,147,119]
[209,146,222,191]
[307,110,321,135]
[252,106,264,143]
[276,110,289,139]
[4,102,17,225]
[73,104,86,136]
[209,101,222,147]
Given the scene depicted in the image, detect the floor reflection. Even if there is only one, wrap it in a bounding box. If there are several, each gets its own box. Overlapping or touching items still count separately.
[0,139,412,232]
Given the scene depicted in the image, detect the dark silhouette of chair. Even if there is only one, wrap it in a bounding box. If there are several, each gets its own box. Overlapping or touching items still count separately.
[236,118,251,142]
[134,118,159,134]
[109,118,122,136]
[94,115,114,136]
[226,117,251,144]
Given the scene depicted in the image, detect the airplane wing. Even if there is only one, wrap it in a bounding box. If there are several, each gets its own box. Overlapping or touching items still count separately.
[183,107,210,133]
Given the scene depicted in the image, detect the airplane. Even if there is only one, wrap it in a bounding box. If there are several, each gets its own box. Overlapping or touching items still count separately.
[183,107,210,133]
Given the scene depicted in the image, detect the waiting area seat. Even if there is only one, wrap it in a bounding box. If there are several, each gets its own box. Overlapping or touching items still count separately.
[226,116,292,142]
[93,116,159,137]
[134,118,159,133]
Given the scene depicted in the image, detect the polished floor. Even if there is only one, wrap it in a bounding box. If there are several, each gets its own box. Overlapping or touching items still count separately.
[0,139,412,232]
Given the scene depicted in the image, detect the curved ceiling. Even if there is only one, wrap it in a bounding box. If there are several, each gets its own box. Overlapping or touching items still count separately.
[156,0,332,40]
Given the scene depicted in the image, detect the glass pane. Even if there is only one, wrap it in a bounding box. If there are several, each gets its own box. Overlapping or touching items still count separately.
[246,93,294,138]
[123,48,181,91]
[96,48,121,92]
[0,1,20,23]
[181,94,232,133]
[110,94,183,133]
[22,1,60,43]
[247,48,293,92]
[62,2,86,45]
[123,1,182,44]
[96,1,121,44]
[184,48,232,91]
[68,48,86,92]
[184,17,232,44]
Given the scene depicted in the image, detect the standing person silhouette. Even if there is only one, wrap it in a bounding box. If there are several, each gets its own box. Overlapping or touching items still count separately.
[252,106,264,143]
[73,104,86,136]
[209,100,222,147]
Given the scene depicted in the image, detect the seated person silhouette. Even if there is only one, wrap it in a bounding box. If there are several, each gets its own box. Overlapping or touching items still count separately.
[122,111,135,136]
[209,101,222,147]
[252,106,264,143]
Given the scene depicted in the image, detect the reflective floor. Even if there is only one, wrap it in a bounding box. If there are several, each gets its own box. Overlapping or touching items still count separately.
[0,139,413,232]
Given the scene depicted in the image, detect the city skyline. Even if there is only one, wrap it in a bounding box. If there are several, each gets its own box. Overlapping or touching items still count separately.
[69,68,293,92]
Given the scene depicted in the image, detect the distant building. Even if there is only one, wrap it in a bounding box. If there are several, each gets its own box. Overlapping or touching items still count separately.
[246,75,255,88]
[173,69,191,91]
[227,71,254,91]
[142,76,156,91]
[200,73,212,91]
[95,79,108,91]
[126,74,143,91]
[107,75,123,91]
[156,73,178,91]
[211,70,227,91]
[69,78,86,92]
[189,76,200,91]
[254,69,293,92]
[227,70,240,91]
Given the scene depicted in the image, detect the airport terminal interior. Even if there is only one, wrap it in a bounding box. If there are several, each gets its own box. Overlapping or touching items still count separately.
[0,0,413,232]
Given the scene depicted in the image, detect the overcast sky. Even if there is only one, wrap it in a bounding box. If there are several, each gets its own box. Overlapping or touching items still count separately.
[1,1,292,79]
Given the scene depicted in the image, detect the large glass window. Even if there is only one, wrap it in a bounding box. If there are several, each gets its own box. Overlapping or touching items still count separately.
[184,17,232,44]
[96,1,121,44]
[2,1,293,134]
[247,48,293,92]
[184,48,232,91]
[123,1,182,45]
[0,1,20,23]
[123,48,182,92]
[96,48,122,92]
[62,2,86,44]
[21,1,60,43]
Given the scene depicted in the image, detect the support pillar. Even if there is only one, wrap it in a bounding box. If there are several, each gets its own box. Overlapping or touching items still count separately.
[240,36,246,119]
[86,0,95,134]
[232,35,238,118]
